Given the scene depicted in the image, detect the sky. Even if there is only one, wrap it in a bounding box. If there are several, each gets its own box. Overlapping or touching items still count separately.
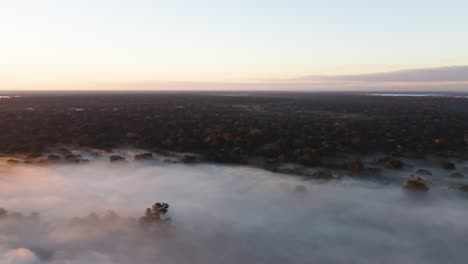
[0,0,467,90]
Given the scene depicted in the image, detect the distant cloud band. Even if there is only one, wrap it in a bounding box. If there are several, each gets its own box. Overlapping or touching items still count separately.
[298,66,468,82]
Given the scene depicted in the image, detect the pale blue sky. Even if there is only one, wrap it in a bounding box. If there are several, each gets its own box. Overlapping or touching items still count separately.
[0,0,467,89]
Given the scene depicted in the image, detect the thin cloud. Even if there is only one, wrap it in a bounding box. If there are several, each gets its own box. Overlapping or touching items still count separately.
[18,66,468,91]
[297,66,468,82]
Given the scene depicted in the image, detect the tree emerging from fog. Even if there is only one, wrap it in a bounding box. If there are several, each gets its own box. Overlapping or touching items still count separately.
[139,202,171,224]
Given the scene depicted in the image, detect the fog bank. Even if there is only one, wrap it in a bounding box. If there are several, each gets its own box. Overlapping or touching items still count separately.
[1,158,468,263]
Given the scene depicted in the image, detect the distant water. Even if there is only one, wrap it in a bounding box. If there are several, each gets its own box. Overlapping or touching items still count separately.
[0,95,21,99]
[366,93,468,98]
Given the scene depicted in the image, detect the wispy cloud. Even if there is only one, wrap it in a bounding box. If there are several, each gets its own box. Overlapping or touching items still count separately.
[100,66,468,91]
[7,66,468,91]
[295,65,468,83]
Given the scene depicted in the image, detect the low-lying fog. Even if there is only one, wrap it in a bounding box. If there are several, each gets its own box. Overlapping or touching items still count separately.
[1,153,468,264]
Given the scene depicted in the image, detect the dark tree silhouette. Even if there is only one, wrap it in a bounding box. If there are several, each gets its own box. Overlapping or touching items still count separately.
[0,208,8,218]
[139,202,170,224]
